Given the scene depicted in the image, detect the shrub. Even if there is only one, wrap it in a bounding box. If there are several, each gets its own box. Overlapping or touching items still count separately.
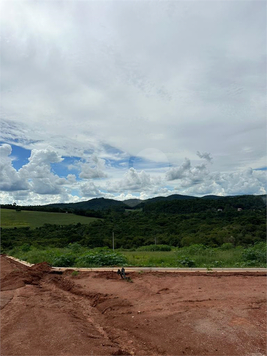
[68,242,82,253]
[219,243,234,250]
[242,243,266,265]
[177,257,196,267]
[184,244,207,254]
[21,243,32,252]
[137,244,172,252]
[52,255,76,267]
[76,250,127,267]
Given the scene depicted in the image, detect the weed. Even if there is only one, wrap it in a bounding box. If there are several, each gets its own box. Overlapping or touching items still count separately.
[177,257,196,267]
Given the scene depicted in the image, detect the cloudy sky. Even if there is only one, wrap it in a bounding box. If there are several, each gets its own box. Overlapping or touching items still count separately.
[0,0,266,205]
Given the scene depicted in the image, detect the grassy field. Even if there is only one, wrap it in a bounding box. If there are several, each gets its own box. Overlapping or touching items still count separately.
[123,249,244,268]
[7,243,267,268]
[0,209,100,228]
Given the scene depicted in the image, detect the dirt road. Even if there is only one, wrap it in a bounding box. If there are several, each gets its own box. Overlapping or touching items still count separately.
[1,255,266,356]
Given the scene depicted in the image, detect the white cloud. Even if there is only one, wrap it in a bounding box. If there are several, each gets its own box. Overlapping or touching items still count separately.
[166,158,192,180]
[80,181,103,198]
[196,151,213,163]
[17,147,64,195]
[79,155,108,179]
[166,159,266,196]
[0,1,266,204]
[105,167,161,193]
[0,144,29,191]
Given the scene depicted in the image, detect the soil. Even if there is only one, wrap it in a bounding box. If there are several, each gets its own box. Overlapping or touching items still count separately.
[1,255,266,356]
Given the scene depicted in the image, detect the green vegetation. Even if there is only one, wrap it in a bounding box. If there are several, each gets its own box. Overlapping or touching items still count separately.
[1,209,100,229]
[1,195,266,268]
[5,243,266,268]
[6,246,127,267]
[137,244,172,251]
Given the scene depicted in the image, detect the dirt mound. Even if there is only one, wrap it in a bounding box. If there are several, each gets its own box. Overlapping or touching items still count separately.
[30,261,51,273]
[1,255,266,356]
[1,259,52,291]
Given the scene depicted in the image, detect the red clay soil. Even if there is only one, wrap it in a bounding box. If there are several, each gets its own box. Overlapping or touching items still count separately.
[1,255,266,356]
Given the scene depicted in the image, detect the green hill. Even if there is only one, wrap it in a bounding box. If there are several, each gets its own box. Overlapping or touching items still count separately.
[46,197,127,211]
[0,209,100,229]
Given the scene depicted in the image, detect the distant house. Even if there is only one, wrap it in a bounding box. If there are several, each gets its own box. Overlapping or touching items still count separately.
[237,208,242,212]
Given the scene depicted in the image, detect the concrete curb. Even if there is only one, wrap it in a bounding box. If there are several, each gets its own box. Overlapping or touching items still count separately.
[5,255,267,273]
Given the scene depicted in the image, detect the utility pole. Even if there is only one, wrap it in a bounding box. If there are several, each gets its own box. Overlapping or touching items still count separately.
[112,231,115,251]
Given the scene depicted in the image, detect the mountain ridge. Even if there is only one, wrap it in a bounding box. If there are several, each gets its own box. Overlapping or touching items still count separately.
[43,193,266,211]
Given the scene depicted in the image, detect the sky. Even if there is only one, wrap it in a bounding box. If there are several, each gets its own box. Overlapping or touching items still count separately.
[0,0,266,205]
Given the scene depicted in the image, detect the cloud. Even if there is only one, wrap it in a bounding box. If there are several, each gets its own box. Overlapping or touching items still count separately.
[106,167,161,193]
[17,147,64,195]
[79,155,108,179]
[166,158,266,196]
[80,181,103,198]
[0,144,29,191]
[0,2,266,204]
[1,1,265,168]
[165,158,192,180]
[196,151,213,163]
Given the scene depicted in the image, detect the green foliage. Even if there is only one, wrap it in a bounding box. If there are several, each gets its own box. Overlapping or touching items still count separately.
[1,195,266,255]
[242,243,266,265]
[137,244,172,251]
[183,244,207,254]
[219,243,234,250]
[7,242,267,268]
[21,243,32,252]
[177,257,196,267]
[76,249,127,267]
[68,242,83,253]
[52,255,76,267]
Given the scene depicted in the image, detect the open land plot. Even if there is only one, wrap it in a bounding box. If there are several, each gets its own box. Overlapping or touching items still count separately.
[1,255,266,356]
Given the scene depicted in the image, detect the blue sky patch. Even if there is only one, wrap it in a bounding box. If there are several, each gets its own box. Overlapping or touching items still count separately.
[5,143,31,170]
[254,167,267,171]
[51,156,82,179]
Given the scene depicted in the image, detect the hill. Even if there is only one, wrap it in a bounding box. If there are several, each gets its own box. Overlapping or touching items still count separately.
[46,197,127,211]
[2,194,266,214]
[123,199,142,207]
[138,194,265,214]
[43,193,215,211]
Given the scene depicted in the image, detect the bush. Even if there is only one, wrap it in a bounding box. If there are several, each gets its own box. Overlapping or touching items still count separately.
[177,257,196,267]
[137,244,172,252]
[184,244,207,254]
[76,250,127,267]
[52,255,76,267]
[21,243,32,252]
[68,242,82,253]
[242,243,266,264]
[219,243,234,250]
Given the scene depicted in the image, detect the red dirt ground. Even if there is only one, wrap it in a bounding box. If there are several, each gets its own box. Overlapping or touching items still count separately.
[1,255,266,356]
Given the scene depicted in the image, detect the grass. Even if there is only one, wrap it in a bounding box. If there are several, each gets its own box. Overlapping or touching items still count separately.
[0,209,100,229]
[6,243,266,268]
